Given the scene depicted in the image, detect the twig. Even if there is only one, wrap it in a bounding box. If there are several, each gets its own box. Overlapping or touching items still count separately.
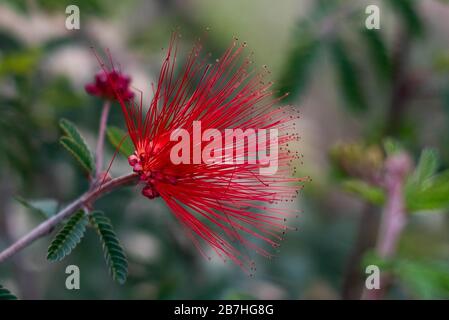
[0,173,139,264]
[361,153,412,299]
[385,28,412,136]
[95,101,111,178]
[341,204,380,299]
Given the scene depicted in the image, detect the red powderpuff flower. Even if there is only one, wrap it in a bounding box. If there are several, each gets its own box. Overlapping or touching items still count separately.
[85,70,134,101]
[101,35,308,272]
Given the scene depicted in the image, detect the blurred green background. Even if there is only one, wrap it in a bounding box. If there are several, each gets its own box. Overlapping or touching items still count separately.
[1,0,449,299]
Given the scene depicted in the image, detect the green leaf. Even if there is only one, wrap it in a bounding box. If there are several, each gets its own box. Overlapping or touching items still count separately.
[402,149,449,212]
[411,149,439,185]
[89,211,128,284]
[41,76,86,111]
[360,29,392,80]
[277,26,319,101]
[59,119,94,174]
[361,253,449,298]
[60,136,94,174]
[0,49,40,76]
[0,285,18,300]
[15,197,58,218]
[0,30,24,52]
[47,211,88,262]
[342,179,385,205]
[406,171,449,212]
[362,251,394,270]
[394,259,449,299]
[106,126,134,157]
[388,0,423,36]
[383,138,403,156]
[60,119,88,148]
[331,39,368,113]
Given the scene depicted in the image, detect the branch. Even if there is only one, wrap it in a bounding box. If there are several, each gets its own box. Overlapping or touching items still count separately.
[0,173,139,264]
[361,153,412,299]
[385,28,412,136]
[341,204,380,299]
[375,155,411,258]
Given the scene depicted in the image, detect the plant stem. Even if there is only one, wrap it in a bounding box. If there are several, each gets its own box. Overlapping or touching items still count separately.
[95,101,111,178]
[385,29,412,137]
[361,153,411,299]
[341,204,380,299]
[0,173,139,264]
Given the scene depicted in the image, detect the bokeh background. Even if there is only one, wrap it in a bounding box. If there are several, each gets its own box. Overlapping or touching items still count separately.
[1,0,449,299]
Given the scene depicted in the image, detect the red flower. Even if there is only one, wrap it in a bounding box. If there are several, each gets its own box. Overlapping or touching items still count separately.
[103,35,307,272]
[85,70,134,101]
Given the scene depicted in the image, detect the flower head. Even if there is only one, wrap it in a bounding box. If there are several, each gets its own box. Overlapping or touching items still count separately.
[101,34,308,272]
[85,70,134,101]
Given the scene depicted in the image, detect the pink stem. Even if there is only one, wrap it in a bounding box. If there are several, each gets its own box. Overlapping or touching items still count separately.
[95,101,111,178]
[362,153,412,299]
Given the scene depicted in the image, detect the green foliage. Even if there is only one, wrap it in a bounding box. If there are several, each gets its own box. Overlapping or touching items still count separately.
[59,119,92,156]
[15,197,58,219]
[342,179,385,206]
[60,137,94,174]
[383,138,403,156]
[0,101,36,177]
[363,253,449,298]
[340,147,449,213]
[406,170,449,212]
[0,30,23,52]
[0,49,41,76]
[277,25,319,101]
[387,0,423,36]
[395,259,449,299]
[331,39,368,113]
[0,46,52,181]
[360,29,392,80]
[0,285,18,300]
[47,211,88,262]
[106,126,134,157]
[89,211,128,284]
[404,148,449,211]
[41,76,87,110]
[59,119,95,175]
[409,149,439,186]
[432,52,449,73]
